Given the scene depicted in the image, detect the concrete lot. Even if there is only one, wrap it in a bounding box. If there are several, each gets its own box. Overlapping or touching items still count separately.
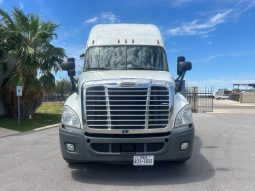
[0,101,255,191]
[213,99,255,113]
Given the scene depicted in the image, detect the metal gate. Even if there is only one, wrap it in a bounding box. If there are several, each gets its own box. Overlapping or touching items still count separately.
[182,87,214,113]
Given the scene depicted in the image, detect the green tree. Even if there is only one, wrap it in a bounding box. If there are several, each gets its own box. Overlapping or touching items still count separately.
[0,7,65,117]
[55,79,72,101]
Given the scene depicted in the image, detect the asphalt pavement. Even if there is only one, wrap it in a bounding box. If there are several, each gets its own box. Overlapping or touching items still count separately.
[0,107,255,190]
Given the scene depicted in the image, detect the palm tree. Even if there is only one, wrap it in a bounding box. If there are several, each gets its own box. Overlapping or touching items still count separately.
[0,7,65,117]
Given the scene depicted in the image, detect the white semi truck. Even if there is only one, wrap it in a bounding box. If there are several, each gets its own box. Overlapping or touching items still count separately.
[60,24,194,166]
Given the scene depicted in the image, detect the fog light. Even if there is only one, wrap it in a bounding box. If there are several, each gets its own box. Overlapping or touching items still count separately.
[180,142,189,151]
[66,143,75,152]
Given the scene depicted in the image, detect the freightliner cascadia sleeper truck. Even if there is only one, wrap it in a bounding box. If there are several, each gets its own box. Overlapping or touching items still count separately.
[60,24,194,166]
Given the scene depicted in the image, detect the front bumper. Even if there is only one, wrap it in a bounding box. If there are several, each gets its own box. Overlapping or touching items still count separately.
[59,124,194,163]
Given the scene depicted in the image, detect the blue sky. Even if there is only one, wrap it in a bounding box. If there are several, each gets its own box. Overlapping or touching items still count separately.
[1,0,255,90]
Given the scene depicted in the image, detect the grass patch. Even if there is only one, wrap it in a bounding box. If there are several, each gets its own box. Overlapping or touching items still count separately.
[0,102,64,132]
[36,102,63,115]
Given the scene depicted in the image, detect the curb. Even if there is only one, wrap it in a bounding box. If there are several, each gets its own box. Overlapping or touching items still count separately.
[33,123,60,132]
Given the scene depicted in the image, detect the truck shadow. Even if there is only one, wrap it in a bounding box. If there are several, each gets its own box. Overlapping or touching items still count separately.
[70,135,214,186]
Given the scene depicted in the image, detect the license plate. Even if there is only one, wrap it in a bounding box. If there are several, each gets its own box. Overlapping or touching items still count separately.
[133,155,154,166]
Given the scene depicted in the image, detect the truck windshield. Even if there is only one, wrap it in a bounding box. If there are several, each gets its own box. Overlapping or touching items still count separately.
[83,46,168,71]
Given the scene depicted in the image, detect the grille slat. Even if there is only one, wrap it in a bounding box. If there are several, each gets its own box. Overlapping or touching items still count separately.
[86,105,167,106]
[86,109,169,111]
[87,90,168,92]
[87,124,167,127]
[87,119,168,121]
[86,95,169,97]
[85,85,170,130]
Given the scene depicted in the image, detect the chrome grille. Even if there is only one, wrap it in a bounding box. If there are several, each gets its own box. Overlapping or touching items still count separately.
[85,85,170,129]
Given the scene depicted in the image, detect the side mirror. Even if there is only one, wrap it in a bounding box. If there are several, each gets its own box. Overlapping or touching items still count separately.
[61,58,77,92]
[177,56,192,76]
[80,53,85,58]
[61,58,75,77]
[176,56,192,92]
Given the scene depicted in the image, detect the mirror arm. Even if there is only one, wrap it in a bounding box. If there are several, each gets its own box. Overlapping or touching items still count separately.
[70,76,77,92]
[176,71,186,92]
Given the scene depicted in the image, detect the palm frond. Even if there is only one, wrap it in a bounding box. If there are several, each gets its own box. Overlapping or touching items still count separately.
[0,8,15,29]
[12,7,29,34]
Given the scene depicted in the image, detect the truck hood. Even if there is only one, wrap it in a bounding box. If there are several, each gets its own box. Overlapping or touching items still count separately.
[79,70,174,85]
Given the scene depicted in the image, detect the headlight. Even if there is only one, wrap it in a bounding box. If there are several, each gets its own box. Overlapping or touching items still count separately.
[174,105,193,128]
[61,106,81,128]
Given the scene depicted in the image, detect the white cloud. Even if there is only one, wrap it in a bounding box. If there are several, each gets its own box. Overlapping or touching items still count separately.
[167,0,255,37]
[84,11,120,25]
[237,0,255,10]
[84,17,98,24]
[167,9,232,36]
[101,12,119,23]
[229,0,255,20]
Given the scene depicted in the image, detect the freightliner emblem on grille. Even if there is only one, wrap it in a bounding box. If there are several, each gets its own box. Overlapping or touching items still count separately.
[119,82,136,87]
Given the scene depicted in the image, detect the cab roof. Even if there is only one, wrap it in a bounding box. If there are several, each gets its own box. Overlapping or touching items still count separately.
[86,24,165,48]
